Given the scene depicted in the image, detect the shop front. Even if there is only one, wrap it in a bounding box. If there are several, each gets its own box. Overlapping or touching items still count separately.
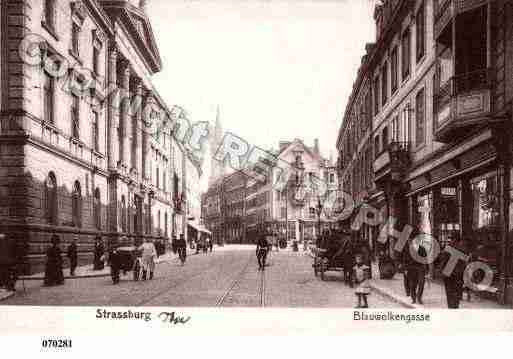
[405,137,511,303]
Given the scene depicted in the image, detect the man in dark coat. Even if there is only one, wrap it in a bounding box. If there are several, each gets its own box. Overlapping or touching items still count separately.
[342,237,354,287]
[93,236,105,270]
[44,234,64,286]
[406,242,428,304]
[440,236,468,308]
[256,234,270,271]
[109,247,122,284]
[67,236,78,276]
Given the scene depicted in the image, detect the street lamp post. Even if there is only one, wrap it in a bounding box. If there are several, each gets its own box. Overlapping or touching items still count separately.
[316,196,323,244]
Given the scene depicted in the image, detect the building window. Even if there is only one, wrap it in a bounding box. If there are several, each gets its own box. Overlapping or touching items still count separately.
[163,172,166,192]
[94,188,101,230]
[156,167,160,188]
[165,212,168,237]
[71,94,80,139]
[72,22,80,57]
[373,76,380,115]
[43,71,54,124]
[402,28,411,80]
[381,62,388,105]
[392,115,400,142]
[415,88,425,147]
[329,173,335,184]
[93,46,100,75]
[42,0,55,30]
[391,46,398,93]
[374,135,380,158]
[92,111,99,151]
[121,195,127,232]
[72,181,82,227]
[472,173,500,230]
[158,210,161,236]
[45,172,58,225]
[416,1,425,63]
[382,126,389,151]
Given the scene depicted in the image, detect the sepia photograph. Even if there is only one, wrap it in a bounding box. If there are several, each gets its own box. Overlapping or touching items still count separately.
[1,0,513,342]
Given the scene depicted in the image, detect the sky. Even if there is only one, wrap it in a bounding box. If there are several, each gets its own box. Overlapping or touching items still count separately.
[148,0,377,188]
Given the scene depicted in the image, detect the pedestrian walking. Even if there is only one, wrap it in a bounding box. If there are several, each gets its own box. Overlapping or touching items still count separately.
[109,247,121,284]
[44,234,64,286]
[67,236,78,277]
[406,243,428,305]
[353,254,371,308]
[440,235,467,308]
[171,234,177,254]
[209,237,213,252]
[256,234,270,271]
[342,238,354,287]
[93,235,105,270]
[138,238,157,280]
[177,234,187,265]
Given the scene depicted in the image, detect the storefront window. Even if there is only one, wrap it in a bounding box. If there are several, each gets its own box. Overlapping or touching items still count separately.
[472,174,500,230]
[416,192,434,253]
[438,185,460,248]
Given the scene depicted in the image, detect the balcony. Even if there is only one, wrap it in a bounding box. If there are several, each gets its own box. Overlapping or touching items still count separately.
[434,0,489,39]
[373,141,411,184]
[434,69,492,143]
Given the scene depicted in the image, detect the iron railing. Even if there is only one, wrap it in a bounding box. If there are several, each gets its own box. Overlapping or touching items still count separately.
[435,68,491,111]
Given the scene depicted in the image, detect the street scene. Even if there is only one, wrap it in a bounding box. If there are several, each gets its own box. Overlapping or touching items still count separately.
[1,0,513,312]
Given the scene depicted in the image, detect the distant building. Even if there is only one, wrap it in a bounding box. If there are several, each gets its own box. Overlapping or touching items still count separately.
[201,138,338,244]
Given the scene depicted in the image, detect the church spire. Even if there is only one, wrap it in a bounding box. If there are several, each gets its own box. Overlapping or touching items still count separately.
[209,105,226,187]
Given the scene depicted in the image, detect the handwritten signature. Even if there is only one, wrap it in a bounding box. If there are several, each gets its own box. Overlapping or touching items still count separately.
[158,311,191,325]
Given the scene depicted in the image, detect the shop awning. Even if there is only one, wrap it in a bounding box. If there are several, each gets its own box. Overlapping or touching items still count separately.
[188,221,212,235]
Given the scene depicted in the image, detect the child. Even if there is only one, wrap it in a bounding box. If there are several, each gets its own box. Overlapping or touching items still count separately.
[353,253,371,308]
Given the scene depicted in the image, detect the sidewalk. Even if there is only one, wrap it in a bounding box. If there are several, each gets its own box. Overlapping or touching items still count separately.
[18,247,197,281]
[369,263,505,309]
[0,289,14,301]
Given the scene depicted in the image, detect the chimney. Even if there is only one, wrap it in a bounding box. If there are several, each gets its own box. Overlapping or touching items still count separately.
[314,138,320,156]
[139,0,148,13]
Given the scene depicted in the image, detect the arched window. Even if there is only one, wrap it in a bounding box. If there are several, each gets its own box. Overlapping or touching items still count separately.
[121,195,127,232]
[94,188,101,230]
[45,172,58,225]
[72,181,82,227]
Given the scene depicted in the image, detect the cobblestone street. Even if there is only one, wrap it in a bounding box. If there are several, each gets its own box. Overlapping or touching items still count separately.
[2,246,402,308]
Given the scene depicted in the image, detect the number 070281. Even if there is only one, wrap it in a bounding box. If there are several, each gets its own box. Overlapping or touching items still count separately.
[41,339,72,349]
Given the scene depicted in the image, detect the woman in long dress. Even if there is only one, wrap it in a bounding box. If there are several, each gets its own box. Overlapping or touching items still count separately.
[44,234,64,286]
[138,238,157,280]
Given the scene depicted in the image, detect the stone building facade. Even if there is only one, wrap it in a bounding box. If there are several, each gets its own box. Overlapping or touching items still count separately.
[336,0,513,305]
[202,138,338,244]
[0,0,195,274]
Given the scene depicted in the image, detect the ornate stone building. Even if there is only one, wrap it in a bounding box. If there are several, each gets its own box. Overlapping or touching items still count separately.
[0,0,193,273]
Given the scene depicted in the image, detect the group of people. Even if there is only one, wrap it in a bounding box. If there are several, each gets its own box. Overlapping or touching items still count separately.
[399,234,478,308]
[44,234,105,286]
[43,233,191,286]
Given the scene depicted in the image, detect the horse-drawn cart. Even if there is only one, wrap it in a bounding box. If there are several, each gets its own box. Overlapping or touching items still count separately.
[312,246,346,281]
